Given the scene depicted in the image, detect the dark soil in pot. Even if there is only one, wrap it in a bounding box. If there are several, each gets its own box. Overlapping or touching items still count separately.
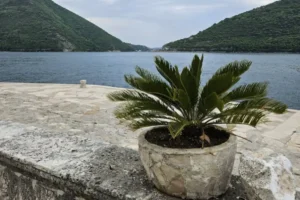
[145,126,230,148]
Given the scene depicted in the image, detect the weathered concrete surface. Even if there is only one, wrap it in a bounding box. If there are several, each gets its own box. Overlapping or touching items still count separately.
[232,110,300,193]
[0,121,247,200]
[0,83,136,149]
[0,82,299,198]
[0,121,173,200]
[139,130,237,199]
[239,148,295,200]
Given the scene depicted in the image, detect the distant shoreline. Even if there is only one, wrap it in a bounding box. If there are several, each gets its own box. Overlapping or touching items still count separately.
[1,50,300,54]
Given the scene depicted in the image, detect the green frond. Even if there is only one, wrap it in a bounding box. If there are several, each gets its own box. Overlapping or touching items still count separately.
[196,100,206,117]
[154,56,182,89]
[217,110,266,127]
[107,89,152,102]
[172,89,191,116]
[201,73,236,100]
[223,82,268,103]
[124,75,172,100]
[168,121,190,139]
[114,100,178,120]
[130,118,168,130]
[214,60,252,77]
[190,54,203,88]
[135,66,164,83]
[204,92,224,112]
[117,110,176,121]
[108,88,186,118]
[180,67,198,107]
[232,98,287,114]
[107,54,288,139]
[124,75,141,88]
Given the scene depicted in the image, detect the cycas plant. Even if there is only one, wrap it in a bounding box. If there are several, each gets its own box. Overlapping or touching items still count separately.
[108,55,287,146]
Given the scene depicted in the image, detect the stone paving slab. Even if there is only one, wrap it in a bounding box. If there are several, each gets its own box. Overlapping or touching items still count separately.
[0,82,299,192]
[262,111,300,142]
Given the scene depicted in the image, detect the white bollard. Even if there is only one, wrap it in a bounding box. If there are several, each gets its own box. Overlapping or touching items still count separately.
[80,80,87,88]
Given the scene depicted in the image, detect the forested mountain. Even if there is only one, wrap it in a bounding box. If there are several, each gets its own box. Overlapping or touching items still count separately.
[0,0,135,52]
[164,0,300,52]
[126,43,150,52]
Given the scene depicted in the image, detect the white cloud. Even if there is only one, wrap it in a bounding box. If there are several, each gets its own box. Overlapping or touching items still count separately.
[158,4,225,14]
[239,0,278,6]
[100,0,119,5]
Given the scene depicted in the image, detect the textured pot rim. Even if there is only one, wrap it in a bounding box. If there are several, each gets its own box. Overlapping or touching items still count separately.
[138,127,237,155]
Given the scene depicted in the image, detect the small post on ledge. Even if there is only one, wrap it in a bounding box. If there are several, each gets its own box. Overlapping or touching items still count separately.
[80,80,87,88]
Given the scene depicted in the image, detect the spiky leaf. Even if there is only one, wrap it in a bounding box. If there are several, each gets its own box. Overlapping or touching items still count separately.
[168,121,190,138]
[180,67,198,108]
[204,92,224,112]
[201,73,235,101]
[217,110,266,127]
[124,75,172,100]
[135,66,164,82]
[130,118,168,130]
[114,101,176,120]
[190,55,203,88]
[173,89,191,114]
[233,98,287,114]
[214,60,252,77]
[108,54,287,140]
[154,56,182,89]
[223,82,268,103]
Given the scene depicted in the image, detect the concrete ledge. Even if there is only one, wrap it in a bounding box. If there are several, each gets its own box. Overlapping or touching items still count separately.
[0,121,167,199]
[0,121,250,200]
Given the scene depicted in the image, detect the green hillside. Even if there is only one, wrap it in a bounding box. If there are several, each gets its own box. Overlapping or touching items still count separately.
[164,0,300,52]
[126,43,150,52]
[0,0,134,52]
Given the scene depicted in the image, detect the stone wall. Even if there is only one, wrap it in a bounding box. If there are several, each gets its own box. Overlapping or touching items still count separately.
[0,121,171,200]
[0,144,167,200]
[0,157,249,200]
[0,163,82,200]
[0,157,119,200]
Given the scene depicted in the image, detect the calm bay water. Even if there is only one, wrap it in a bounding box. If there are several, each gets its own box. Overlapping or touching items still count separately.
[0,52,299,109]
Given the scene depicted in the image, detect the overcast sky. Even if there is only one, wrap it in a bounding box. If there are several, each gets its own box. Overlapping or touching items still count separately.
[52,0,278,47]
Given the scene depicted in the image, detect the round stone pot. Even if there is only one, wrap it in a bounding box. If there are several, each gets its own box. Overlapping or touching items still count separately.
[138,128,237,200]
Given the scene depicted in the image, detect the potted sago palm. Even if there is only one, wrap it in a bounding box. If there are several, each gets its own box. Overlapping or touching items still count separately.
[107,55,287,199]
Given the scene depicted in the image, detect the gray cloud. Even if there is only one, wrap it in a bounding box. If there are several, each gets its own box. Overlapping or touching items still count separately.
[53,0,278,47]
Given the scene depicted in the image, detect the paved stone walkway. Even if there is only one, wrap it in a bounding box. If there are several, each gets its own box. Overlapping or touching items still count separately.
[0,82,299,191]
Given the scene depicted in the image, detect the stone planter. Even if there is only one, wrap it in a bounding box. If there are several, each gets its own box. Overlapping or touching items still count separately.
[138,128,237,200]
